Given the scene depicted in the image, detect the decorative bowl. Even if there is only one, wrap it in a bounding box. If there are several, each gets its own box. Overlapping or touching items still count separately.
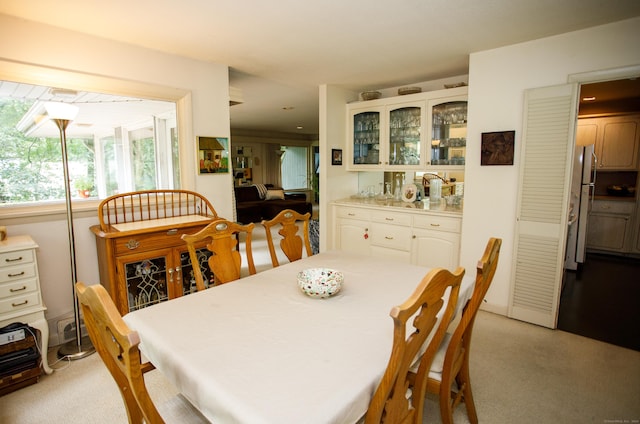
[297,268,343,298]
[398,86,422,95]
[361,91,381,101]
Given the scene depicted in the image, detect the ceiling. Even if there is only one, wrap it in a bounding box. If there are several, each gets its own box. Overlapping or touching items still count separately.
[2,1,640,137]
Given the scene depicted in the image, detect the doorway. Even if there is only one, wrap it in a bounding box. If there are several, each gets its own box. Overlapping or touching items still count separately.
[557,77,640,351]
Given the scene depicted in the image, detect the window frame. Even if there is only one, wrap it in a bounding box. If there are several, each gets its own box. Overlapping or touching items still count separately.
[0,60,192,221]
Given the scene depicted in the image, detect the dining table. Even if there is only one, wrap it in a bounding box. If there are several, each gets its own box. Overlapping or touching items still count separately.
[123,250,475,424]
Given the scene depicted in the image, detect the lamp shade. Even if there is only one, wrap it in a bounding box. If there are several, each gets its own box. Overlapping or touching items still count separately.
[44,102,79,121]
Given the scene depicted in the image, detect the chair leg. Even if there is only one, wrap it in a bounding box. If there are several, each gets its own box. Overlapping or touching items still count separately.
[457,360,478,424]
[439,378,455,424]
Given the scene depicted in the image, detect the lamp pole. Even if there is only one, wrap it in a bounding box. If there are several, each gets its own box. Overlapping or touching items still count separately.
[45,104,95,360]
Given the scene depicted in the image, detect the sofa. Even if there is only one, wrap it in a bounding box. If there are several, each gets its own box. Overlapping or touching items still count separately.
[234,184,313,224]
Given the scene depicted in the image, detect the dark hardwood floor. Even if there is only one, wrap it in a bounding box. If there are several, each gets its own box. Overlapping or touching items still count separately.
[558,252,640,351]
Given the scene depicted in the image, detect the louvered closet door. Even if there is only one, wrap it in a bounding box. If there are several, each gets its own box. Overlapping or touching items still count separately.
[508,84,578,328]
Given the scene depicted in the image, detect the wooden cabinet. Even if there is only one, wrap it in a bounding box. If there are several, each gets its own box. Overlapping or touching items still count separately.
[581,114,640,171]
[91,189,219,315]
[346,86,467,171]
[332,203,461,269]
[92,221,215,315]
[586,200,635,253]
[0,235,52,374]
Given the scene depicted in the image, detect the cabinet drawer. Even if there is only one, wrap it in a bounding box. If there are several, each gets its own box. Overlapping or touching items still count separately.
[336,207,371,221]
[412,214,461,233]
[0,292,41,315]
[113,228,203,255]
[591,200,634,214]
[0,249,35,267]
[371,210,412,226]
[0,263,37,284]
[0,278,38,299]
[370,223,411,251]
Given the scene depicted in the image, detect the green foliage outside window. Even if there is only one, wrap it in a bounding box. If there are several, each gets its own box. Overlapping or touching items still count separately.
[0,99,95,204]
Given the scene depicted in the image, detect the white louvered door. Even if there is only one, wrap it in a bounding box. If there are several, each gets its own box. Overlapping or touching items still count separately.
[508,84,579,328]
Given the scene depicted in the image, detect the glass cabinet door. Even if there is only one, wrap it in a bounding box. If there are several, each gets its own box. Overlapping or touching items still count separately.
[124,254,169,312]
[388,106,421,166]
[431,101,467,166]
[352,111,381,165]
[179,247,213,295]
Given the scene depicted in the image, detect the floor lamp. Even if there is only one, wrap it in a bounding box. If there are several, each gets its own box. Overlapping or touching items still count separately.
[45,102,96,360]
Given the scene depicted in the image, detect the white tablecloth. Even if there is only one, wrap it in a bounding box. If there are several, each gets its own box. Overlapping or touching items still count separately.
[123,250,474,424]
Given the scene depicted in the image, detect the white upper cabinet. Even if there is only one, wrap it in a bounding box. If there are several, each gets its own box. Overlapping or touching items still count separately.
[346,86,467,171]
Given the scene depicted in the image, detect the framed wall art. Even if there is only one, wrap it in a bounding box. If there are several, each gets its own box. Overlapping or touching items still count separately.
[331,149,343,166]
[198,136,229,174]
[481,130,515,166]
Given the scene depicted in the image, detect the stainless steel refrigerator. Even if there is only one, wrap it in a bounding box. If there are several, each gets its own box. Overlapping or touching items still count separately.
[565,144,596,270]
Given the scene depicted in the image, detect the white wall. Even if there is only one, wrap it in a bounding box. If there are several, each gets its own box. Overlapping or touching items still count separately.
[461,17,640,315]
[0,15,230,339]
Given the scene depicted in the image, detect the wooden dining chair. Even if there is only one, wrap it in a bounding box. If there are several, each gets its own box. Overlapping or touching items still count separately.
[76,282,208,424]
[365,267,465,424]
[260,209,312,267]
[182,218,256,289]
[424,237,502,424]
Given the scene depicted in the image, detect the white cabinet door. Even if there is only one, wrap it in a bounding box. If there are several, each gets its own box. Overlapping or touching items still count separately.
[410,229,460,270]
[587,213,631,251]
[335,219,370,254]
[595,115,640,170]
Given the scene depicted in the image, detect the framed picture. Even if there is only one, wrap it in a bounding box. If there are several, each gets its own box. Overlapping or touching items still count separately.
[481,131,515,166]
[331,149,343,166]
[198,136,229,174]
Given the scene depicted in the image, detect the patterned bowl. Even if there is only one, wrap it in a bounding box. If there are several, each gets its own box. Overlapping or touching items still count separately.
[297,268,343,298]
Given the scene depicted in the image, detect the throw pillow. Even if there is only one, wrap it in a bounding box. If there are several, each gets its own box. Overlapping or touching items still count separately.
[265,189,285,200]
[253,183,268,200]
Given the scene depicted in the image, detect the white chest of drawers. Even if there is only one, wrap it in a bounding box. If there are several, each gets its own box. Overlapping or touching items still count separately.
[0,235,52,374]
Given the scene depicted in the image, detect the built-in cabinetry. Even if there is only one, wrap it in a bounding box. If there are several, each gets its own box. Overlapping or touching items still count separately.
[0,235,52,374]
[581,114,640,171]
[332,202,461,269]
[347,86,467,171]
[587,199,635,253]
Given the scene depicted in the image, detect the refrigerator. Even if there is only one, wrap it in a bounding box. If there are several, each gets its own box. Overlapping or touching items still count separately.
[565,144,596,271]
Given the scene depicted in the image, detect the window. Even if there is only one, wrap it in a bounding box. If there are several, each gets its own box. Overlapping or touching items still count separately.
[0,80,178,205]
[280,145,310,190]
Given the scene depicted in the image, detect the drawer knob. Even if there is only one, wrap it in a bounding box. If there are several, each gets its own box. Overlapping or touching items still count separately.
[385,236,394,240]
[126,239,140,250]
[7,271,25,278]
[430,223,441,227]
[5,256,23,263]
[12,300,29,307]
[167,229,178,235]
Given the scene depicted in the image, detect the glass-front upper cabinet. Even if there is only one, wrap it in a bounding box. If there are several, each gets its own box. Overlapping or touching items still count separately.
[388,104,423,166]
[351,108,382,166]
[348,100,426,170]
[347,86,467,171]
[429,96,467,168]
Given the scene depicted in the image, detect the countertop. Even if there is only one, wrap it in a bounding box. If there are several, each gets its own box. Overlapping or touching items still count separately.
[332,196,463,216]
